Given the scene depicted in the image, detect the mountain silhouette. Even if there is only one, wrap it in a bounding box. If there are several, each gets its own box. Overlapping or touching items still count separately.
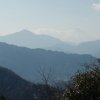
[0,30,100,57]
[0,42,96,82]
[0,30,63,49]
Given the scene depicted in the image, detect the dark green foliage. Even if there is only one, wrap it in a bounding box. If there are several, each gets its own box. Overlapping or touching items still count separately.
[0,96,6,100]
[65,64,100,100]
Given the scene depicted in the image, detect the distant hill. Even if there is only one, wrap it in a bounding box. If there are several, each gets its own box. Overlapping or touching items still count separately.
[0,42,96,82]
[75,40,100,58]
[51,40,100,58]
[49,42,75,53]
[0,29,63,49]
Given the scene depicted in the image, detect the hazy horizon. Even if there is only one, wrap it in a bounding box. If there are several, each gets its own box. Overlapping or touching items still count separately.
[1,29,100,45]
[0,0,100,43]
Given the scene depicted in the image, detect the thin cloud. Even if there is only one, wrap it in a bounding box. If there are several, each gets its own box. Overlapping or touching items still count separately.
[34,28,96,43]
[93,3,100,11]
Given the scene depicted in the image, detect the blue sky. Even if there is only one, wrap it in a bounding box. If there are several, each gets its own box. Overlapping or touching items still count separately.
[0,0,100,43]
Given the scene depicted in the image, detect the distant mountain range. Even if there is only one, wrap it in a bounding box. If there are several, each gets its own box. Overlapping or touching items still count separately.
[0,29,64,49]
[0,42,96,82]
[0,30,100,57]
[0,30,98,99]
[50,40,100,58]
[75,40,100,58]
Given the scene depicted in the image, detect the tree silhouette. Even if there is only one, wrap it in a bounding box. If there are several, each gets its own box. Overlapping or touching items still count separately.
[0,96,6,100]
[65,64,100,100]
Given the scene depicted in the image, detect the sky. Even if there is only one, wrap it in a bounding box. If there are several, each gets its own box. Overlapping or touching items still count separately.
[0,0,100,43]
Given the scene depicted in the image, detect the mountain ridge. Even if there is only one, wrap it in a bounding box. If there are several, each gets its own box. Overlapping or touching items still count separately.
[0,42,96,82]
[0,29,64,49]
[0,29,100,57]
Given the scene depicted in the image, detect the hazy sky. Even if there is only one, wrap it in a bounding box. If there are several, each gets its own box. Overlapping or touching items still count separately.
[0,0,100,43]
